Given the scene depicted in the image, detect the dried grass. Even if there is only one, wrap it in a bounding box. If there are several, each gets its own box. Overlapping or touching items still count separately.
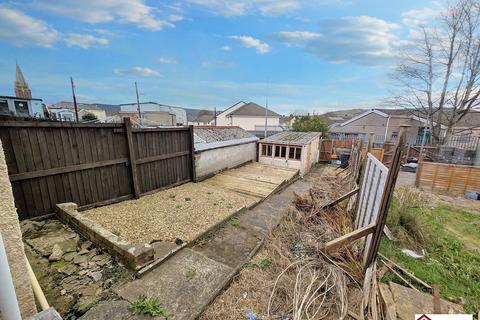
[202,166,363,320]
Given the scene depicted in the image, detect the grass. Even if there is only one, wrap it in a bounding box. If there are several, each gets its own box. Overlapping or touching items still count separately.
[130,295,169,318]
[112,229,121,237]
[186,268,196,280]
[228,217,240,227]
[382,193,480,313]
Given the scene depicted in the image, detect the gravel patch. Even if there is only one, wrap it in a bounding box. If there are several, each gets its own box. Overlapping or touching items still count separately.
[83,182,259,244]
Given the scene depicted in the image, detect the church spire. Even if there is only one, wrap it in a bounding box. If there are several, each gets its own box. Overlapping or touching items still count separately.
[15,62,32,99]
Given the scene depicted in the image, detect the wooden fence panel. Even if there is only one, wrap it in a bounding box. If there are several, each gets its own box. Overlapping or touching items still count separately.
[0,120,194,219]
[355,153,388,263]
[416,162,480,194]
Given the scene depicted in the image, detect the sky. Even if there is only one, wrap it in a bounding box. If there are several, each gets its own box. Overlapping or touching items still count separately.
[0,0,442,115]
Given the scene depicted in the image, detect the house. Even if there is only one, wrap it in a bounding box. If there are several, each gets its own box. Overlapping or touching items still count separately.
[188,110,216,125]
[258,131,321,176]
[119,102,187,126]
[211,101,282,137]
[194,126,259,180]
[0,96,45,118]
[329,109,449,145]
[48,102,107,122]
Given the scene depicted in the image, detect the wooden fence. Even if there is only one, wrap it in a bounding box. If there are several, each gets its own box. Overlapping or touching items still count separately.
[319,139,354,161]
[355,153,389,264]
[0,119,195,219]
[415,162,480,194]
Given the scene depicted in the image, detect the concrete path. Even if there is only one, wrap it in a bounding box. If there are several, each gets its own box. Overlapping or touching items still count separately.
[81,166,321,320]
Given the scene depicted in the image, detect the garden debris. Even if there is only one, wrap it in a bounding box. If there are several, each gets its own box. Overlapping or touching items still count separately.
[378,253,432,291]
[401,248,424,258]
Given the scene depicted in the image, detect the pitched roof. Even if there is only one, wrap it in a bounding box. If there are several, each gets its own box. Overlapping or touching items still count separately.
[226,102,281,117]
[262,131,321,145]
[193,114,215,123]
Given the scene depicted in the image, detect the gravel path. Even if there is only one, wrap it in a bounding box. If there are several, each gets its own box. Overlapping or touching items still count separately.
[83,182,258,244]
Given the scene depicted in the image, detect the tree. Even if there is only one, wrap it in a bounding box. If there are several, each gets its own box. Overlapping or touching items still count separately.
[391,0,480,144]
[292,115,329,137]
[81,112,98,122]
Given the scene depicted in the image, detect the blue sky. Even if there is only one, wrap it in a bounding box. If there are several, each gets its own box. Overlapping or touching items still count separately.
[0,0,440,114]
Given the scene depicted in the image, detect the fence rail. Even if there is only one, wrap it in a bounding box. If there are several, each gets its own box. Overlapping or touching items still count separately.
[0,119,194,219]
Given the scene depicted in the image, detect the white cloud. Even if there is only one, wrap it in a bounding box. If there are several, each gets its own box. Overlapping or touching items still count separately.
[0,6,59,47]
[228,35,270,54]
[222,45,232,51]
[187,0,301,17]
[94,28,113,35]
[64,33,109,49]
[158,57,177,64]
[33,0,175,31]
[114,67,160,77]
[402,7,438,27]
[167,14,185,22]
[272,16,400,65]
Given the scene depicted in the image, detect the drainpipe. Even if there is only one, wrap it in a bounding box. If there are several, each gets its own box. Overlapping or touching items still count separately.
[0,232,22,320]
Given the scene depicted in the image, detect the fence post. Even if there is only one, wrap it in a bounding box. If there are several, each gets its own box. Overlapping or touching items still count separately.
[364,125,408,269]
[189,125,197,182]
[124,118,140,198]
[367,132,374,153]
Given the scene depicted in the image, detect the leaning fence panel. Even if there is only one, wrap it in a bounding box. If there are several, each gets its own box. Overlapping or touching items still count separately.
[355,153,388,263]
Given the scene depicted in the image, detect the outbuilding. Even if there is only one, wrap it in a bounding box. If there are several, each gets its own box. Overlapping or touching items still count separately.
[258,131,321,176]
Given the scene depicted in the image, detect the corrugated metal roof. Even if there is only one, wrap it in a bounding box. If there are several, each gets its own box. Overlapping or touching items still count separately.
[261,131,321,145]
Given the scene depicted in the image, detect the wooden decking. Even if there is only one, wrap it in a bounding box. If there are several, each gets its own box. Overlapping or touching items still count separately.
[202,163,299,199]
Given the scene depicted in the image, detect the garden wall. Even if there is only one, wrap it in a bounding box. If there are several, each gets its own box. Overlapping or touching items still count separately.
[195,141,257,181]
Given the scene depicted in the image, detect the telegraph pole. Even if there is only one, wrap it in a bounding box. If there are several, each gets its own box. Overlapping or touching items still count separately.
[135,81,141,125]
[214,107,217,126]
[70,77,79,122]
[264,94,268,138]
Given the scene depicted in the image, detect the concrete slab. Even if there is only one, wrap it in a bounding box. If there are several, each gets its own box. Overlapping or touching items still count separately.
[78,300,152,320]
[193,224,263,268]
[115,248,234,320]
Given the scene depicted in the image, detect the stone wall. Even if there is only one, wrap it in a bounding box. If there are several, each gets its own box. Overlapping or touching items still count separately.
[195,142,257,180]
[0,139,37,317]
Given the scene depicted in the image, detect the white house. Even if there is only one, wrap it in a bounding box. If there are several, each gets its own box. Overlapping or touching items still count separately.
[210,101,282,136]
[0,96,44,118]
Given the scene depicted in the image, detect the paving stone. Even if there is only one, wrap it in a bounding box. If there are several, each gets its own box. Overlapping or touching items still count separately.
[151,241,179,260]
[26,230,79,257]
[73,254,88,265]
[89,270,103,282]
[194,224,263,268]
[116,248,233,320]
[58,264,77,276]
[78,300,151,320]
[48,244,63,262]
[63,252,77,262]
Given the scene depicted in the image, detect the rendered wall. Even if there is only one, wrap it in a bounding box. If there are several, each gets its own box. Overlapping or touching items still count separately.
[195,142,257,180]
[0,139,37,318]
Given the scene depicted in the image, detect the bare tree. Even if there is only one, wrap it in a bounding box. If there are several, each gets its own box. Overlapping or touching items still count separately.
[391,0,480,144]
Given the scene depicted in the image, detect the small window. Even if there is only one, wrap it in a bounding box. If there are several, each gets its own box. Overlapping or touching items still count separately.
[289,147,295,159]
[280,146,286,158]
[261,145,267,156]
[275,146,280,157]
[265,145,272,156]
[295,147,302,160]
[14,100,29,116]
[0,100,9,114]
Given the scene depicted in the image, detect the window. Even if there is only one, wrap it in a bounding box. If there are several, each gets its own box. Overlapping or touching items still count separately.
[288,147,302,160]
[14,100,29,116]
[275,146,280,157]
[295,147,301,160]
[262,145,267,156]
[0,100,9,115]
[280,146,286,158]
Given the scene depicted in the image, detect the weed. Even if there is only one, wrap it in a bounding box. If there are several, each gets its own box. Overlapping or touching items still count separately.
[226,204,233,209]
[259,259,272,269]
[112,229,121,237]
[228,217,240,227]
[130,295,169,318]
[175,204,182,209]
[51,260,66,271]
[240,261,257,269]
[169,194,176,199]
[186,268,196,280]
[207,191,213,195]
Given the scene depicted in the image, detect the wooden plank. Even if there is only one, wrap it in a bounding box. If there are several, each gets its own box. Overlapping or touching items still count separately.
[9,158,128,182]
[189,125,196,182]
[322,187,359,209]
[21,128,44,216]
[0,121,123,128]
[124,118,140,198]
[323,223,376,253]
[131,127,190,133]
